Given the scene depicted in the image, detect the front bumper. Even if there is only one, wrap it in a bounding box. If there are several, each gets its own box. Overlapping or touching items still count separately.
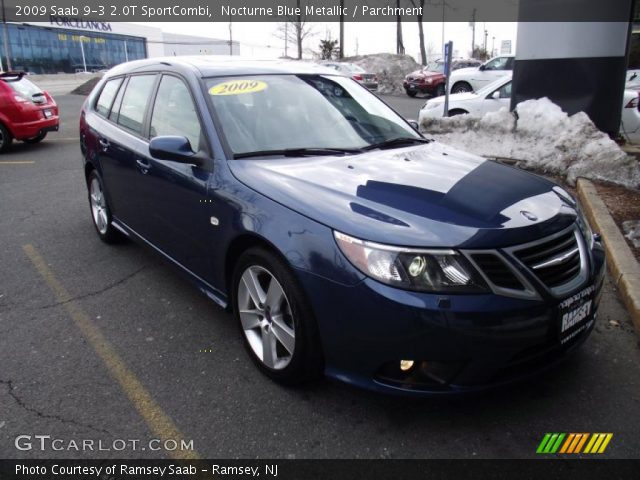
[297,246,605,396]
[404,81,440,94]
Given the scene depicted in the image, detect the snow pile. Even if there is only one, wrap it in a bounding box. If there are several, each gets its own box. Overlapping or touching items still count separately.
[420,97,640,189]
[623,220,640,248]
[344,53,421,95]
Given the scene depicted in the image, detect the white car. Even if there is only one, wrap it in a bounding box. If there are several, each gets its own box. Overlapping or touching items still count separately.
[420,75,513,119]
[448,55,514,94]
[420,74,640,144]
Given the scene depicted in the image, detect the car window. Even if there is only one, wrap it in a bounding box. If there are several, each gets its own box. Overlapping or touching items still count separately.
[150,75,202,151]
[4,76,42,98]
[109,78,127,122]
[206,74,420,156]
[115,75,156,135]
[496,81,512,99]
[484,57,509,71]
[95,78,123,117]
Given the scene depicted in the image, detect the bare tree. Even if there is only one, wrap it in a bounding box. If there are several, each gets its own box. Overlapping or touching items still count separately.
[408,0,427,65]
[396,0,405,54]
[273,0,315,59]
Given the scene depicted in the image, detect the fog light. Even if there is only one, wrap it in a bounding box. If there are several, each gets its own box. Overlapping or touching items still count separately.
[400,360,414,371]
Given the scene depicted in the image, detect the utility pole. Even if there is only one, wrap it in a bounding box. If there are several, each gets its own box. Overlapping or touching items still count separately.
[441,0,445,57]
[284,22,288,57]
[483,25,488,56]
[470,8,476,58]
[492,36,495,57]
[1,0,11,71]
[228,17,233,56]
[339,0,344,58]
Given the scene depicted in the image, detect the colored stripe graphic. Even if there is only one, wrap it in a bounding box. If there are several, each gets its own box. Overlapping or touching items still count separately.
[538,433,613,454]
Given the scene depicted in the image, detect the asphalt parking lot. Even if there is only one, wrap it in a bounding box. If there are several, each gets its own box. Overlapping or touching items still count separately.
[1,93,639,459]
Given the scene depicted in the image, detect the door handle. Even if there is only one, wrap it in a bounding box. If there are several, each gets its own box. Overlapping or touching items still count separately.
[136,158,151,174]
[98,137,110,150]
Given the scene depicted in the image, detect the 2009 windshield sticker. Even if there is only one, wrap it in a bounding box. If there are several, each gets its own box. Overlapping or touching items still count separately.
[209,80,267,96]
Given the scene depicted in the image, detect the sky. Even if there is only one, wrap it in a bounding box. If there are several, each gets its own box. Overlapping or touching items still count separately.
[134,21,518,61]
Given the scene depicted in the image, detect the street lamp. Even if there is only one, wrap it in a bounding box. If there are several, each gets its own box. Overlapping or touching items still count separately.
[78,35,87,73]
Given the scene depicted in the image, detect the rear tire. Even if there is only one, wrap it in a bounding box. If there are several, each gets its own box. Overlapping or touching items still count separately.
[23,132,47,144]
[0,124,13,153]
[435,84,446,97]
[451,81,473,94]
[87,170,122,244]
[232,247,323,385]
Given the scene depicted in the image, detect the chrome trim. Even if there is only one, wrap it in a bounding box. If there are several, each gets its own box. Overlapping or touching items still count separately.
[505,225,588,298]
[530,246,579,270]
[461,250,541,301]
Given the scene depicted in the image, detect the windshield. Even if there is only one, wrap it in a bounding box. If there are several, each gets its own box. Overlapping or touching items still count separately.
[426,63,444,73]
[4,76,42,98]
[206,74,420,156]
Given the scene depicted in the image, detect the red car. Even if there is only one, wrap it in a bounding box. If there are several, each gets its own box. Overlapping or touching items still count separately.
[0,72,59,152]
[403,59,481,97]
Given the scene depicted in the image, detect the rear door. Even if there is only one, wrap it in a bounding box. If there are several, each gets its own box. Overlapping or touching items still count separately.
[97,74,158,228]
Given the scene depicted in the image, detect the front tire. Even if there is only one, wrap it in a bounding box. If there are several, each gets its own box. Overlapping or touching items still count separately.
[23,132,47,144]
[0,123,13,153]
[406,89,417,98]
[87,170,121,244]
[232,247,323,384]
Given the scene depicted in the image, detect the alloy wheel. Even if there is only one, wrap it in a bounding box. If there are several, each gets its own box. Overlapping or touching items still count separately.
[90,177,108,234]
[237,265,296,370]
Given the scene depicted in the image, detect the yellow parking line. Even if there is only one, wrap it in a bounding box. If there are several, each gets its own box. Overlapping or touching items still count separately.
[23,244,200,460]
[0,161,35,164]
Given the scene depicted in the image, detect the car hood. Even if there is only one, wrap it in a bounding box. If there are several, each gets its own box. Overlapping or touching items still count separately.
[428,91,478,105]
[227,143,576,248]
[406,69,442,79]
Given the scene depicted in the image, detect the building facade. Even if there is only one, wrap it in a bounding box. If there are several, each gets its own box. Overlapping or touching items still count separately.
[0,20,238,74]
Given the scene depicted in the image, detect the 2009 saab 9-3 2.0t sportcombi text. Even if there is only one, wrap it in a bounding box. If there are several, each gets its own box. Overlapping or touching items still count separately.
[80,57,605,395]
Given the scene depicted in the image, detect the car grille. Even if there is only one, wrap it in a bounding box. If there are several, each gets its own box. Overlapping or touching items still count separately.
[470,253,524,290]
[513,229,582,288]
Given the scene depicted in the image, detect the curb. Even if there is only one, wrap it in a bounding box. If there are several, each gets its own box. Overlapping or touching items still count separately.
[576,179,640,335]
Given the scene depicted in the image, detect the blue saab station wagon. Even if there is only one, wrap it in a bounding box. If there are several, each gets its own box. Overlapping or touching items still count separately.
[79,57,605,395]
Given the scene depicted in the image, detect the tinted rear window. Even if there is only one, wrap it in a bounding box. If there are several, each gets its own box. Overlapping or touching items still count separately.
[4,76,42,98]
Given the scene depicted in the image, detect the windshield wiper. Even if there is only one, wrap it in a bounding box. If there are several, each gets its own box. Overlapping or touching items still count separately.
[362,137,431,151]
[234,147,362,159]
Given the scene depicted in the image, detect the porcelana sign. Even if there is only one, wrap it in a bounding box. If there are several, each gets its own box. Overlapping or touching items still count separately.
[49,15,113,32]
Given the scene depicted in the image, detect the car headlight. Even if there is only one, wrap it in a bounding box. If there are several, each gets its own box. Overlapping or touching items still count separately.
[576,205,596,249]
[334,231,488,293]
[425,78,433,84]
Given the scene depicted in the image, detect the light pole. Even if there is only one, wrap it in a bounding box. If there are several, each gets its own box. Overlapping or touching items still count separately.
[1,0,11,70]
[492,36,495,57]
[79,36,87,72]
[124,40,128,62]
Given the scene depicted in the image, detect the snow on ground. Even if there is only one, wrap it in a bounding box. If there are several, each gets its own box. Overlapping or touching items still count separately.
[344,53,421,95]
[420,97,640,190]
[623,220,640,248]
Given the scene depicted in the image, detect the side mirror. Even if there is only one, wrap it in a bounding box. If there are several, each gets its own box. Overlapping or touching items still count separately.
[489,91,501,100]
[149,136,200,165]
[478,64,486,71]
[408,120,420,131]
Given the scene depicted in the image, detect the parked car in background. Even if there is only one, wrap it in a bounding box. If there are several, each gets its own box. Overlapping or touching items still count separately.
[80,57,604,395]
[321,62,378,90]
[420,74,514,118]
[420,74,640,144]
[0,71,59,152]
[403,59,482,97]
[449,55,514,94]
